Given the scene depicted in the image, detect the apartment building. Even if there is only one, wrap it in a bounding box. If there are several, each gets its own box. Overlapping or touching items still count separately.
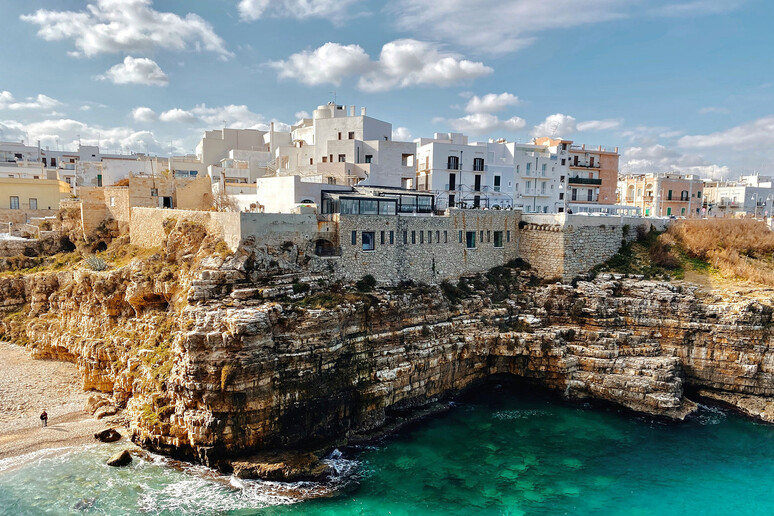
[703,174,774,217]
[618,172,704,217]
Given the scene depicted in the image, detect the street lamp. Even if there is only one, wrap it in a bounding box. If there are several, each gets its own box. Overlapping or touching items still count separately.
[751,193,759,219]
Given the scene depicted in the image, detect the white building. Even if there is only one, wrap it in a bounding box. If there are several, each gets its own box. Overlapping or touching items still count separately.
[705,174,774,218]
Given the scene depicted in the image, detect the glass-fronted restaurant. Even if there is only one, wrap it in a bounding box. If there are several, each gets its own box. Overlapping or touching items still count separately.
[320,187,435,216]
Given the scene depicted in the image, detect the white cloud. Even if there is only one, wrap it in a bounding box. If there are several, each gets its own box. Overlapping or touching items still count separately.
[189,104,269,129]
[621,144,730,179]
[464,92,520,114]
[294,111,310,120]
[678,116,774,149]
[238,0,364,22]
[698,106,730,115]
[649,0,745,17]
[577,119,622,131]
[271,42,372,86]
[532,113,577,138]
[0,91,62,111]
[444,113,526,135]
[97,56,169,86]
[132,107,157,122]
[272,39,492,91]
[159,108,197,123]
[21,0,231,59]
[392,127,413,141]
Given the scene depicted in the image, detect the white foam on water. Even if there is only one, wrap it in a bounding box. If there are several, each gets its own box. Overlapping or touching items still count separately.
[695,403,728,426]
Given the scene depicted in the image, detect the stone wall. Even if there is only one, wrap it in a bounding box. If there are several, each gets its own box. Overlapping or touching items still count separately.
[129,208,241,250]
[0,208,58,226]
[334,209,521,284]
[519,214,669,281]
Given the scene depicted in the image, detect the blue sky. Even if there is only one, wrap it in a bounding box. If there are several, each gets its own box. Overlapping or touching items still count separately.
[0,0,772,178]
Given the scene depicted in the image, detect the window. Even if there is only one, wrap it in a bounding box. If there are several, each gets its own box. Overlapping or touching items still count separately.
[480,230,484,244]
[403,231,408,244]
[109,197,115,207]
[516,165,520,175]
[681,190,689,201]
[667,207,672,216]
[97,174,103,187]
[667,189,673,200]
[365,155,373,163]
[348,131,355,140]
[487,230,491,242]
[420,231,424,244]
[360,199,378,215]
[309,158,314,165]
[338,154,346,162]
[329,154,333,162]
[151,188,158,197]
[428,231,432,244]
[436,230,440,243]
[341,199,359,214]
[447,156,459,170]
[561,159,566,166]
[541,164,547,176]
[697,191,702,199]
[494,231,503,248]
[587,189,593,201]
[560,175,565,182]
[494,176,501,192]
[362,232,375,251]
[29,198,37,210]
[338,132,342,140]
[541,182,546,194]
[572,188,577,201]
[412,231,416,244]
[381,231,385,245]
[444,230,448,243]
[473,195,481,208]
[466,231,476,249]
[390,231,394,244]
[681,208,686,216]
[449,194,455,208]
[459,230,463,243]
[559,193,564,200]
[351,231,357,245]
[506,230,511,242]
[322,156,328,163]
[473,158,484,171]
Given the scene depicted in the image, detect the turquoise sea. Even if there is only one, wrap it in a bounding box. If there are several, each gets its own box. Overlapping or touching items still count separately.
[2,381,774,515]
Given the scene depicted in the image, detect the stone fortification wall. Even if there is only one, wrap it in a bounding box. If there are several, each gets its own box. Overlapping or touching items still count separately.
[519,214,669,280]
[130,208,241,250]
[334,209,521,284]
[239,213,323,249]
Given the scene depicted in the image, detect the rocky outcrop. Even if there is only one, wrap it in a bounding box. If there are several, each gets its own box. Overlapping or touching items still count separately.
[2,220,774,471]
[106,449,132,467]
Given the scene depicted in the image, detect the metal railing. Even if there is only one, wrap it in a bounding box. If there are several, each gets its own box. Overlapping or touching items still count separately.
[568,177,602,185]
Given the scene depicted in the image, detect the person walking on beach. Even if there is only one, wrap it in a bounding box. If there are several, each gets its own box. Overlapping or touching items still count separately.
[40,410,48,427]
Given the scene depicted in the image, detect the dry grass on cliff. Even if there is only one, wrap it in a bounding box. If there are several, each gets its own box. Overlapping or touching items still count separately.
[666,219,774,286]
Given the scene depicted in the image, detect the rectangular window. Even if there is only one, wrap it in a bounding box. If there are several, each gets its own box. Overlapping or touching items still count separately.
[494,231,503,248]
[322,156,327,163]
[561,159,566,166]
[403,231,408,244]
[487,230,491,242]
[526,163,531,176]
[681,207,686,216]
[459,230,463,243]
[572,188,577,201]
[436,230,440,243]
[338,154,346,162]
[151,188,158,197]
[444,230,448,243]
[28,198,37,210]
[362,232,375,251]
[390,231,394,244]
[338,132,342,140]
[420,231,424,244]
[365,155,373,163]
[360,199,378,215]
[559,193,564,200]
[341,199,359,214]
[480,230,484,244]
[412,231,416,244]
[667,207,672,216]
[541,164,547,176]
[109,197,115,207]
[348,131,355,140]
[587,189,593,201]
[381,231,385,245]
[309,158,314,165]
[428,231,432,244]
[447,155,459,170]
[473,157,484,171]
[494,176,501,192]
[697,191,702,199]
[506,230,511,243]
[667,189,673,200]
[351,231,357,245]
[97,174,103,187]
[9,196,20,210]
[466,231,476,249]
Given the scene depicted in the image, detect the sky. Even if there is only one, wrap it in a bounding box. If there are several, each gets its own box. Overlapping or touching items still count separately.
[0,0,773,179]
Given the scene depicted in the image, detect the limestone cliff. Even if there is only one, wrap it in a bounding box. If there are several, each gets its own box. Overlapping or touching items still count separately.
[2,220,773,470]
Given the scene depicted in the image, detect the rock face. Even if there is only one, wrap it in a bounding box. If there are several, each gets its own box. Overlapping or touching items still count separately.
[106,450,132,467]
[2,221,774,469]
[231,452,331,481]
[95,428,121,443]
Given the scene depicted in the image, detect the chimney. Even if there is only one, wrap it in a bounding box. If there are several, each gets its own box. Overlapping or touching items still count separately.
[615,146,619,153]
[349,105,355,116]
[361,107,367,116]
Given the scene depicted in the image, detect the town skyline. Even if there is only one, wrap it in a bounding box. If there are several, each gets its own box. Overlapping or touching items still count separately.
[1,0,772,179]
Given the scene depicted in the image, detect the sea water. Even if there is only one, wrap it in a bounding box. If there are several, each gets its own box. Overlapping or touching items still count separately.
[2,382,774,515]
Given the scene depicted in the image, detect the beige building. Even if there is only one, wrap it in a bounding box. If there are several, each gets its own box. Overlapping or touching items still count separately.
[618,173,704,217]
[0,177,71,225]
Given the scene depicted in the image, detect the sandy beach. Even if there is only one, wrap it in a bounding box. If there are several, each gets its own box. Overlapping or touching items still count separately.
[0,341,117,460]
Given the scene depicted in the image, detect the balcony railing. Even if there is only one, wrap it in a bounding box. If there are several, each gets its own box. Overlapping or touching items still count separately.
[569,162,600,169]
[568,177,602,185]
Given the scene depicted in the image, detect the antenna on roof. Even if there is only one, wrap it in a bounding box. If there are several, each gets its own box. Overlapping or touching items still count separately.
[549,122,559,138]
[329,91,337,104]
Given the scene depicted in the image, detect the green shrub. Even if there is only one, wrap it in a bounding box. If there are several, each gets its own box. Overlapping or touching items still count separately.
[84,255,107,271]
[355,274,377,292]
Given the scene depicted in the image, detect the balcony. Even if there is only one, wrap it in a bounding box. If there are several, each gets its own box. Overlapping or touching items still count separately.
[568,176,602,185]
[569,162,601,169]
